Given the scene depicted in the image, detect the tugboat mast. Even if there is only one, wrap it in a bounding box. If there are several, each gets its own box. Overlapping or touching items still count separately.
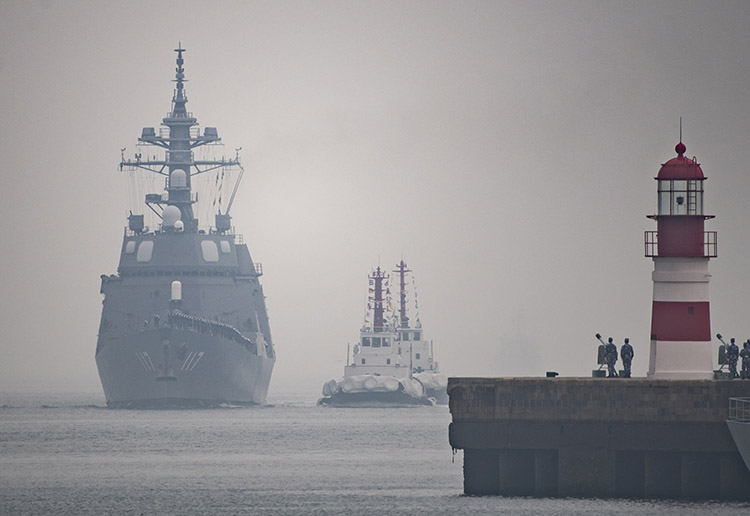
[370,266,387,333]
[119,44,242,234]
[393,259,412,329]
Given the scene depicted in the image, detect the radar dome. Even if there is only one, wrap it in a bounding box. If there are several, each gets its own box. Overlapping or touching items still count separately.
[170,169,187,188]
[174,220,184,232]
[162,205,182,227]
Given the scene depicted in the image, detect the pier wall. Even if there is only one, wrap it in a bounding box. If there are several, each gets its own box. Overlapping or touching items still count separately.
[448,378,750,499]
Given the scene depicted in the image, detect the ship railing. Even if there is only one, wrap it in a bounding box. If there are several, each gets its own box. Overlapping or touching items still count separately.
[123,227,244,241]
[169,310,257,354]
[728,397,750,423]
[163,112,194,122]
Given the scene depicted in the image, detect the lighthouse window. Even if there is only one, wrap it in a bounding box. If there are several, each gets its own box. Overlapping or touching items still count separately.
[362,337,371,347]
[658,181,671,215]
[658,180,703,216]
[672,180,688,215]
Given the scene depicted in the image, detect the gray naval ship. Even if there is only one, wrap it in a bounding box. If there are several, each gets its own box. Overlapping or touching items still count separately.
[96,46,275,408]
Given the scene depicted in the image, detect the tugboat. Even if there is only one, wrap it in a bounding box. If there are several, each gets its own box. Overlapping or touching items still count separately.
[319,260,447,406]
[95,46,275,408]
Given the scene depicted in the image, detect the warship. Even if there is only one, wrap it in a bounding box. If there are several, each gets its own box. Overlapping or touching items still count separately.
[728,397,750,473]
[95,46,275,408]
[319,260,447,406]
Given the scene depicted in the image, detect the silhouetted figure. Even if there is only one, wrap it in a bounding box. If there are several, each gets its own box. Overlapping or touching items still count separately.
[727,338,740,379]
[620,338,634,378]
[740,340,750,379]
[605,337,618,378]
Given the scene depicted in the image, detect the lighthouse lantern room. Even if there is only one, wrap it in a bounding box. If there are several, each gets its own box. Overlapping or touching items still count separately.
[645,141,717,379]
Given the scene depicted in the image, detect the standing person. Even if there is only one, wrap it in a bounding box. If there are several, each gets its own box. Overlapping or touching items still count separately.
[605,337,619,378]
[740,340,750,379]
[727,338,740,379]
[620,338,634,378]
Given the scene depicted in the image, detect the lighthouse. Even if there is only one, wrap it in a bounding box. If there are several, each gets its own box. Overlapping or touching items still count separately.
[645,141,717,379]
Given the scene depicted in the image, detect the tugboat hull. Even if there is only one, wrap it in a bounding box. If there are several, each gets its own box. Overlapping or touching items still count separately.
[318,390,434,407]
[318,373,439,407]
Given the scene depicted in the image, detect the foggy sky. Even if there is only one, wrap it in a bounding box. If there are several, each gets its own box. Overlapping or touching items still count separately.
[2,0,750,395]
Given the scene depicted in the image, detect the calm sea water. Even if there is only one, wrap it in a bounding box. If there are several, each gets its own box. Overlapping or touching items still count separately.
[0,391,748,515]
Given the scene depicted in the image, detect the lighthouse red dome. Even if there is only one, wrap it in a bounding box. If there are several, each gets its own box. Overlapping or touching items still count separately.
[657,142,704,179]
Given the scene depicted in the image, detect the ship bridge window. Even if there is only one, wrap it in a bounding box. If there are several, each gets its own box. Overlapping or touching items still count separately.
[413,331,421,340]
[125,241,136,254]
[382,337,390,347]
[201,240,219,262]
[362,337,370,347]
[401,332,410,341]
[372,337,381,348]
[220,240,231,254]
[136,241,154,262]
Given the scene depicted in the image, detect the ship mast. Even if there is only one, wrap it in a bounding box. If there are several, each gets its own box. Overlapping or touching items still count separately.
[393,259,411,329]
[370,266,386,333]
[119,44,243,234]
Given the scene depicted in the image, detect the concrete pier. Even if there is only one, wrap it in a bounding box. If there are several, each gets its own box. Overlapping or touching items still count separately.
[448,377,750,499]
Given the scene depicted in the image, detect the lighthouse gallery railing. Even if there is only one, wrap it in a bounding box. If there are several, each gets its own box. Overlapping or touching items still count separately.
[644,231,717,258]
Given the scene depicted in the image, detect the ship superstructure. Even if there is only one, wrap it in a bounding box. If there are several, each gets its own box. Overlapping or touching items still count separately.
[96,46,275,407]
[319,260,446,406]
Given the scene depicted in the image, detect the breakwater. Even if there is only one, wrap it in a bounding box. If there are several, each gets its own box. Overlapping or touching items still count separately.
[448,377,750,499]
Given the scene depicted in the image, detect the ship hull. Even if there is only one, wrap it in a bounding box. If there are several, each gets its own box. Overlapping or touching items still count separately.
[727,420,750,472]
[318,373,436,407]
[96,328,274,408]
[318,390,434,407]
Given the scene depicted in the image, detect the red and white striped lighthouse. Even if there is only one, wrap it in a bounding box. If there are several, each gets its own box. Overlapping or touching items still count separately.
[645,141,717,379]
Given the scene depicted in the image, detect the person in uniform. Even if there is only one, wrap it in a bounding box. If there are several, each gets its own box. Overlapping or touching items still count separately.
[727,338,740,379]
[605,337,619,378]
[620,338,634,378]
[740,340,750,379]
